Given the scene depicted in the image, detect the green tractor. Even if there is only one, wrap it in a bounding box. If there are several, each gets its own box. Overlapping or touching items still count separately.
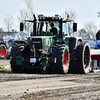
[10,14,91,74]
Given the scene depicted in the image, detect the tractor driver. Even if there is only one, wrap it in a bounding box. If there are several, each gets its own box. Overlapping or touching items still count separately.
[50,23,57,35]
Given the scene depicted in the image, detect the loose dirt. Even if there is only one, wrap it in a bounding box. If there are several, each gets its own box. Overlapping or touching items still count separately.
[0,59,10,65]
[0,60,100,100]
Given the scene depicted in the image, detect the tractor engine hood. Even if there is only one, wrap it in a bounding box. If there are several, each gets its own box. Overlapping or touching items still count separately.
[29,36,54,54]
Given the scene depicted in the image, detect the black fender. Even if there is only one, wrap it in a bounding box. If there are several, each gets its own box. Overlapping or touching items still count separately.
[68,37,82,50]
[0,41,7,47]
[14,40,27,44]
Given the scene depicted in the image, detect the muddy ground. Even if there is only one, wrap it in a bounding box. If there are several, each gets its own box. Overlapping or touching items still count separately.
[0,59,10,65]
[0,60,100,100]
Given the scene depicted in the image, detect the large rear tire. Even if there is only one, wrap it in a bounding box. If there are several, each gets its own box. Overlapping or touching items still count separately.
[76,41,91,74]
[0,44,7,59]
[68,49,76,73]
[10,43,25,73]
[68,40,82,74]
[49,44,70,74]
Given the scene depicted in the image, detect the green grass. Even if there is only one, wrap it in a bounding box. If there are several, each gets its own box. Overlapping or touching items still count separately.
[0,68,11,71]
[0,64,10,67]
[0,64,11,71]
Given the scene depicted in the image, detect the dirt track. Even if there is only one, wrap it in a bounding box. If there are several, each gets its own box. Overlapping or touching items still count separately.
[0,60,100,100]
[0,59,10,65]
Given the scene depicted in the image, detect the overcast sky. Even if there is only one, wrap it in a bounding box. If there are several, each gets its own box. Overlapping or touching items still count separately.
[0,0,100,31]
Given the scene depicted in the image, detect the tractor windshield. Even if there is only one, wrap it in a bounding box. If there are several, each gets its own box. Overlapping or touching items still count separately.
[37,21,60,36]
[62,22,69,36]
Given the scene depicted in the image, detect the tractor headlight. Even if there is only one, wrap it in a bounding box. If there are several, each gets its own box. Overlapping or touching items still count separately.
[39,49,42,51]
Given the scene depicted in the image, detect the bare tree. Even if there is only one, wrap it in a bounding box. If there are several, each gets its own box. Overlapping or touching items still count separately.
[17,9,33,31]
[3,15,14,33]
[64,9,78,35]
[84,22,97,40]
[78,29,89,39]
[0,28,4,32]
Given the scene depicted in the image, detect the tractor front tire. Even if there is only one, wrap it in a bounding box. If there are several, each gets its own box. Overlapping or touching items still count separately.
[49,44,70,74]
[76,41,91,74]
[10,43,25,73]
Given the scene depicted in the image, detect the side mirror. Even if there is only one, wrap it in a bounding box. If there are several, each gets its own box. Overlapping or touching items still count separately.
[20,22,24,31]
[73,23,77,32]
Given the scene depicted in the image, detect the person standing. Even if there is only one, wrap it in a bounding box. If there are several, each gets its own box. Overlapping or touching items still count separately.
[96,30,100,40]
[96,30,100,66]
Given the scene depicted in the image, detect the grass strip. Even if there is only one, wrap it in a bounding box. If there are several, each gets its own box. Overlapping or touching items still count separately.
[0,68,11,71]
[0,64,10,67]
[0,64,11,71]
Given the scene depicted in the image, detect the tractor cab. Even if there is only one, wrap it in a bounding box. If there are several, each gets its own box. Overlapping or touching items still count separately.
[36,14,77,39]
[37,20,58,36]
[37,15,63,37]
[20,14,77,39]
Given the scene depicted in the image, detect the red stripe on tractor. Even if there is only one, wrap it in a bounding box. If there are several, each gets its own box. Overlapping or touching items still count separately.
[63,51,67,68]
